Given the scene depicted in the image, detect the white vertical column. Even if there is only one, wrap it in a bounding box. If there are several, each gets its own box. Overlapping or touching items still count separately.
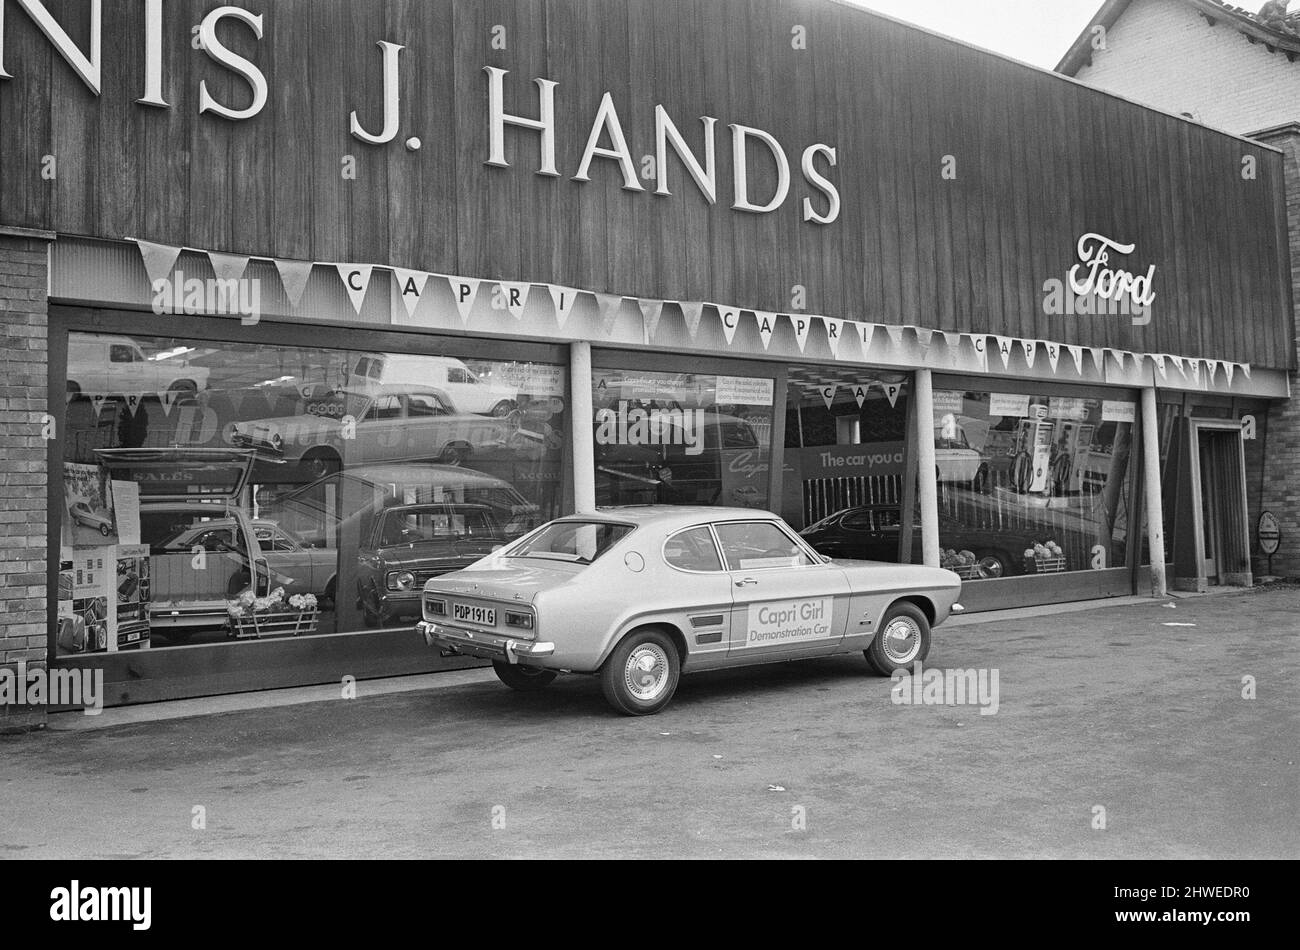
[914,369,940,568]
[1141,386,1167,597]
[570,341,596,514]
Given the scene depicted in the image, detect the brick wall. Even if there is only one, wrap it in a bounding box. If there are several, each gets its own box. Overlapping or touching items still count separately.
[1075,0,1300,135]
[1254,130,1300,578]
[0,230,51,733]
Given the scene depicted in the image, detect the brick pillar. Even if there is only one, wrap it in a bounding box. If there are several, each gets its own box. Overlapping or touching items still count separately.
[1255,130,1300,579]
[0,228,52,734]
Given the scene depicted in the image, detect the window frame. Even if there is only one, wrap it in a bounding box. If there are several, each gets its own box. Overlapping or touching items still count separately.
[709,519,825,573]
[662,524,727,575]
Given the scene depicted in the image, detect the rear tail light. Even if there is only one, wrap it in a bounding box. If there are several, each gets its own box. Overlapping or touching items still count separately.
[505,610,533,630]
[424,596,447,617]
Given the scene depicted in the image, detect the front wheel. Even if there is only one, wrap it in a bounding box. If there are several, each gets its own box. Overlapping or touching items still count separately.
[865,602,931,676]
[600,628,681,716]
[492,662,558,692]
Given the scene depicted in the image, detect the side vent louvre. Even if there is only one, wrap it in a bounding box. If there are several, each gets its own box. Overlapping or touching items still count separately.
[690,614,725,629]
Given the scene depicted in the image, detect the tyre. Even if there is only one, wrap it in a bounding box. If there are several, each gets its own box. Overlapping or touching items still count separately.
[492,662,558,691]
[300,449,340,482]
[168,380,199,403]
[489,400,517,418]
[865,602,931,676]
[974,549,1010,579]
[599,628,681,716]
[99,523,111,537]
[438,442,471,466]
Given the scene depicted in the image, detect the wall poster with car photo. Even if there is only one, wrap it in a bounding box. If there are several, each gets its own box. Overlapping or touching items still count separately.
[61,330,569,649]
[591,369,775,510]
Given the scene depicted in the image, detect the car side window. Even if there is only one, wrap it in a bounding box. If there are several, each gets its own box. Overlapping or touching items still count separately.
[714,522,816,571]
[663,526,723,573]
[109,344,138,363]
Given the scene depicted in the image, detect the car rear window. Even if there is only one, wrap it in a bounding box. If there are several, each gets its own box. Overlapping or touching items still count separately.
[507,521,634,564]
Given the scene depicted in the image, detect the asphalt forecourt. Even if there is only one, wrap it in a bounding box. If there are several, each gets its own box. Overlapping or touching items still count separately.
[1,587,1294,864]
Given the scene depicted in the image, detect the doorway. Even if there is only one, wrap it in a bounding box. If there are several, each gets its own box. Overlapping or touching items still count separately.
[1190,423,1252,588]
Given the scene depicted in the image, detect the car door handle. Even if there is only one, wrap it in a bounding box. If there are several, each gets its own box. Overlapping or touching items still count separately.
[735,577,758,587]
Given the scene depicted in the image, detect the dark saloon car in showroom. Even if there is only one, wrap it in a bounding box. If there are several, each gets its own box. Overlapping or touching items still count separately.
[417,507,962,715]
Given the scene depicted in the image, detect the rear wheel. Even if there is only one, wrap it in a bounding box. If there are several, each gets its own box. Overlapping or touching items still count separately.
[865,602,931,676]
[492,662,558,692]
[600,628,681,716]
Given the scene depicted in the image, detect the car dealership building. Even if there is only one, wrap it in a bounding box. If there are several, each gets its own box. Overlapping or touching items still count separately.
[1,0,1295,725]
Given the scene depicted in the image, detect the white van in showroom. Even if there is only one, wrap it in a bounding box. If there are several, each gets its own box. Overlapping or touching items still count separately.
[349,354,517,416]
[68,335,210,398]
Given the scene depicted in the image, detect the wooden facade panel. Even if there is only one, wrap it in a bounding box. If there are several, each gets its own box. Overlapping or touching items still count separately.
[0,0,1291,368]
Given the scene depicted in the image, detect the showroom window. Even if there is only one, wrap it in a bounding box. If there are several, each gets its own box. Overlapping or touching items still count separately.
[926,388,1136,581]
[58,331,567,653]
[591,367,775,510]
[783,367,911,562]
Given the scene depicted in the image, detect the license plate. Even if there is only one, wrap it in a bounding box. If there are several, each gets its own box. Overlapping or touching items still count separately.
[453,603,496,627]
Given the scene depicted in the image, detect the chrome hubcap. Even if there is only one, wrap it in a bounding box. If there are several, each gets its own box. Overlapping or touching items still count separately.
[977,556,1005,579]
[624,644,670,702]
[882,618,921,663]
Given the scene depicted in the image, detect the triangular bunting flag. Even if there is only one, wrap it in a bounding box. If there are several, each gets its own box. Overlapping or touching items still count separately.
[882,382,902,408]
[1224,362,1235,387]
[968,335,989,372]
[391,268,432,321]
[1152,354,1167,378]
[1205,359,1219,384]
[90,394,111,418]
[853,384,869,409]
[157,389,182,417]
[550,285,578,328]
[639,299,666,342]
[1045,342,1060,374]
[1168,355,1185,376]
[1188,359,1201,383]
[1021,339,1037,369]
[1089,347,1106,373]
[336,264,374,315]
[820,384,837,410]
[717,306,741,345]
[992,336,1013,369]
[1241,363,1252,380]
[680,302,704,340]
[885,325,905,348]
[498,281,530,320]
[823,317,845,358]
[1067,345,1084,375]
[596,293,623,335]
[209,251,250,284]
[275,259,313,308]
[137,240,182,286]
[788,313,812,353]
[1110,349,1125,373]
[755,312,776,351]
[449,278,480,324]
[123,393,144,416]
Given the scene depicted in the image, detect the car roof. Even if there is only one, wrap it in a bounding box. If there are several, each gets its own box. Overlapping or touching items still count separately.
[581,506,781,528]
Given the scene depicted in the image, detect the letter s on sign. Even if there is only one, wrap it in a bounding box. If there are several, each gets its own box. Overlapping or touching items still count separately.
[198,7,268,121]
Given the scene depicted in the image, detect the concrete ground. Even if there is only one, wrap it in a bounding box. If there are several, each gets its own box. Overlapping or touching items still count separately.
[2,587,1297,859]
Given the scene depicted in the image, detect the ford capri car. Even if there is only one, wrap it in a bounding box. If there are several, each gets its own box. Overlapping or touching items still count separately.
[417,507,963,715]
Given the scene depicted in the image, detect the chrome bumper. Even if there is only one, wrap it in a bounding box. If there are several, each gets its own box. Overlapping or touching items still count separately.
[417,620,555,665]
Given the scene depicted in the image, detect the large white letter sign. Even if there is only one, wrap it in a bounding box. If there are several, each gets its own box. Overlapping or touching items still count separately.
[654,106,717,204]
[138,0,166,107]
[350,41,404,144]
[730,124,790,214]
[801,144,840,225]
[574,92,645,192]
[484,66,559,177]
[198,7,268,121]
[0,0,102,94]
